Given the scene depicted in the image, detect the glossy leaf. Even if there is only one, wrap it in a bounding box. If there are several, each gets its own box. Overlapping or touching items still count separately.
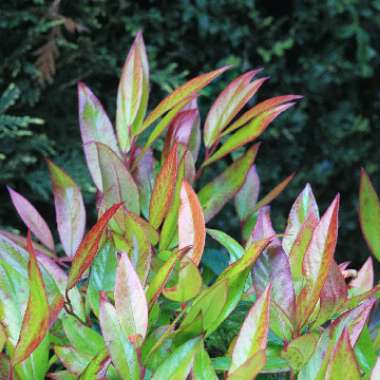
[203,71,264,147]
[78,82,120,189]
[283,183,319,255]
[114,253,148,343]
[325,329,361,380]
[297,195,340,328]
[7,187,54,251]
[149,144,178,229]
[229,285,271,373]
[204,102,295,166]
[116,32,149,152]
[67,203,123,290]
[78,348,109,380]
[234,165,260,222]
[178,181,206,265]
[192,344,218,380]
[350,257,374,293]
[223,94,303,136]
[228,350,266,380]
[199,144,260,222]
[97,143,140,216]
[143,66,229,130]
[12,233,49,365]
[99,296,140,380]
[359,169,380,261]
[151,337,201,380]
[47,160,86,257]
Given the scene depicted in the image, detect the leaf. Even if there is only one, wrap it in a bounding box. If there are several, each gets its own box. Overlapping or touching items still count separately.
[227,350,266,380]
[297,195,340,328]
[223,94,303,136]
[78,82,120,190]
[47,160,86,257]
[199,144,260,222]
[116,32,148,152]
[78,348,109,380]
[99,296,140,380]
[204,102,295,165]
[12,232,49,365]
[370,357,380,380]
[7,187,54,251]
[146,246,190,308]
[350,257,374,293]
[143,66,230,130]
[163,258,202,302]
[203,71,264,147]
[235,165,260,222]
[54,345,91,374]
[253,173,295,213]
[67,203,123,290]
[283,183,319,255]
[206,228,245,263]
[97,143,140,217]
[114,253,148,344]
[178,181,206,265]
[192,344,218,380]
[151,337,201,380]
[325,329,361,380]
[359,169,380,261]
[229,285,271,373]
[149,144,178,229]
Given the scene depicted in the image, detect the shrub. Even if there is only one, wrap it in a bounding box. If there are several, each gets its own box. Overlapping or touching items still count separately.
[0,33,379,379]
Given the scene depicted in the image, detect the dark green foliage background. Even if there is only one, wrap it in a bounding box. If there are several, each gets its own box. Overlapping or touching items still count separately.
[1,0,380,267]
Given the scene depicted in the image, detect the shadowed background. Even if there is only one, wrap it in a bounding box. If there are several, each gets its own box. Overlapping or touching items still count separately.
[1,0,379,270]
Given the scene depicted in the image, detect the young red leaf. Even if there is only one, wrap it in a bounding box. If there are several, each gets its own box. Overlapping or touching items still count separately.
[97,143,140,216]
[78,82,120,190]
[203,70,264,147]
[199,144,260,222]
[7,187,54,251]
[67,203,123,290]
[223,94,303,136]
[178,180,206,265]
[249,206,280,246]
[350,257,374,293]
[359,169,380,260]
[204,102,295,166]
[149,144,178,229]
[47,160,86,257]
[253,173,295,213]
[116,32,149,152]
[143,66,230,130]
[114,253,148,344]
[297,195,340,328]
[234,165,260,222]
[283,183,319,255]
[229,285,271,373]
[325,329,361,380]
[12,232,49,365]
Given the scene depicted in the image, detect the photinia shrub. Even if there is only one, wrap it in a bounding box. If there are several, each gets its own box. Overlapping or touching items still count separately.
[0,32,379,379]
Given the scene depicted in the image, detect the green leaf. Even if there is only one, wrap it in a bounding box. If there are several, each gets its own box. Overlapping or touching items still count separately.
[149,144,178,229]
[97,143,140,217]
[67,203,123,290]
[359,169,380,261]
[192,343,218,380]
[78,82,120,190]
[99,296,140,380]
[143,66,230,130]
[12,233,49,365]
[325,329,361,380]
[114,253,148,344]
[227,350,266,380]
[163,258,202,302]
[199,144,260,222]
[206,228,245,263]
[229,285,271,373]
[116,32,148,152]
[78,348,109,380]
[203,71,264,147]
[152,337,202,380]
[204,102,294,165]
[47,160,86,257]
